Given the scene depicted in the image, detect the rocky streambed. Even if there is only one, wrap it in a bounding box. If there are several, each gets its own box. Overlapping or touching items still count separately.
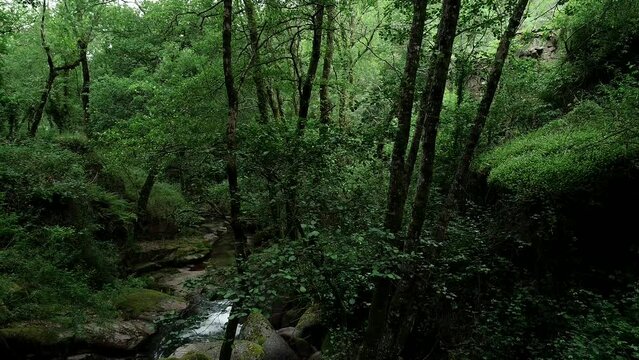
[1,219,325,360]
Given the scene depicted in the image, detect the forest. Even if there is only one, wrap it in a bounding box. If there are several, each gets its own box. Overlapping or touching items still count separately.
[1,0,638,358]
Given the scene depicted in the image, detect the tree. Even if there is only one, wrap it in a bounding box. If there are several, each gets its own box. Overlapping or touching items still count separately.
[358,1,428,358]
[29,0,80,137]
[436,0,530,242]
[219,0,247,359]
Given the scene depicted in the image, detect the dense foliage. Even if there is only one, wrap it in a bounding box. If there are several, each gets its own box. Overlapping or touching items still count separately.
[1,0,638,358]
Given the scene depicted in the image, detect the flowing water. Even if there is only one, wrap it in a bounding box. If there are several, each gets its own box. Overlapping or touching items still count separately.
[151,300,234,359]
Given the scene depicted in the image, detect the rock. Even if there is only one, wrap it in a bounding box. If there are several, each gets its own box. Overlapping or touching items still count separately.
[0,321,73,346]
[129,236,213,271]
[84,319,156,351]
[203,233,219,243]
[114,288,187,321]
[276,327,317,359]
[150,267,207,296]
[294,305,327,350]
[276,327,296,340]
[309,352,321,360]
[240,313,298,360]
[170,340,264,360]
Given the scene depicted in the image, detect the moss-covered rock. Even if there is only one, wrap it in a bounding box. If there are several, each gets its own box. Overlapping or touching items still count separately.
[114,288,187,321]
[294,304,327,350]
[240,312,297,360]
[84,319,156,350]
[129,236,213,272]
[169,340,264,360]
[0,321,72,346]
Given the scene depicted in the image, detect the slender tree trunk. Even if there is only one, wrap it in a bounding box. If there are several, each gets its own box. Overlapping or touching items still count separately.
[405,0,462,247]
[297,4,325,133]
[30,71,56,137]
[319,2,336,129]
[358,2,428,359]
[285,5,325,240]
[372,0,463,356]
[436,0,529,242]
[134,167,158,240]
[30,0,79,137]
[383,0,429,235]
[78,40,91,132]
[267,86,281,120]
[243,0,269,124]
[219,0,247,358]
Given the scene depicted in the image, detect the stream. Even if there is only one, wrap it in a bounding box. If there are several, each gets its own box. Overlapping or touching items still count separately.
[150,300,233,359]
[147,221,238,359]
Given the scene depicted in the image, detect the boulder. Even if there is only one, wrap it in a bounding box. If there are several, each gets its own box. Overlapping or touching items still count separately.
[240,312,298,360]
[84,319,156,351]
[0,321,73,346]
[114,288,187,321]
[276,327,317,359]
[129,236,213,271]
[309,352,321,360]
[294,305,327,350]
[169,340,264,360]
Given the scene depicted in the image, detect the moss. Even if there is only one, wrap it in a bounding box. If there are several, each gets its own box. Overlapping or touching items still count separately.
[0,323,70,345]
[240,312,272,345]
[238,342,265,360]
[479,93,639,194]
[296,304,322,332]
[180,352,211,360]
[114,288,176,317]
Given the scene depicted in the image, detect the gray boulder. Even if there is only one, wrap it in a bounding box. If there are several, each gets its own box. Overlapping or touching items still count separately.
[240,312,298,360]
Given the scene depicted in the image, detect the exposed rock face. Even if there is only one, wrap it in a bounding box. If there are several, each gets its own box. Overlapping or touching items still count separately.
[169,340,265,360]
[240,312,298,360]
[517,35,558,60]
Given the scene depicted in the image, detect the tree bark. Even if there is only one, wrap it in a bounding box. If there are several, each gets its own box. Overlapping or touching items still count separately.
[79,39,91,132]
[358,2,428,359]
[243,0,269,124]
[405,0,462,247]
[285,4,325,240]
[134,167,158,240]
[29,0,79,137]
[297,4,325,133]
[383,0,429,235]
[436,0,529,243]
[319,2,336,128]
[219,0,247,358]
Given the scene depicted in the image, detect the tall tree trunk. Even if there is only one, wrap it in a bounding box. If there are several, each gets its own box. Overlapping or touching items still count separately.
[338,7,356,127]
[285,4,325,240]
[134,167,158,240]
[378,0,463,356]
[297,4,325,133]
[358,1,428,359]
[267,86,281,120]
[243,0,269,124]
[436,0,529,242]
[30,71,56,137]
[79,39,91,132]
[219,0,247,358]
[30,0,79,137]
[319,2,336,128]
[405,0,462,247]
